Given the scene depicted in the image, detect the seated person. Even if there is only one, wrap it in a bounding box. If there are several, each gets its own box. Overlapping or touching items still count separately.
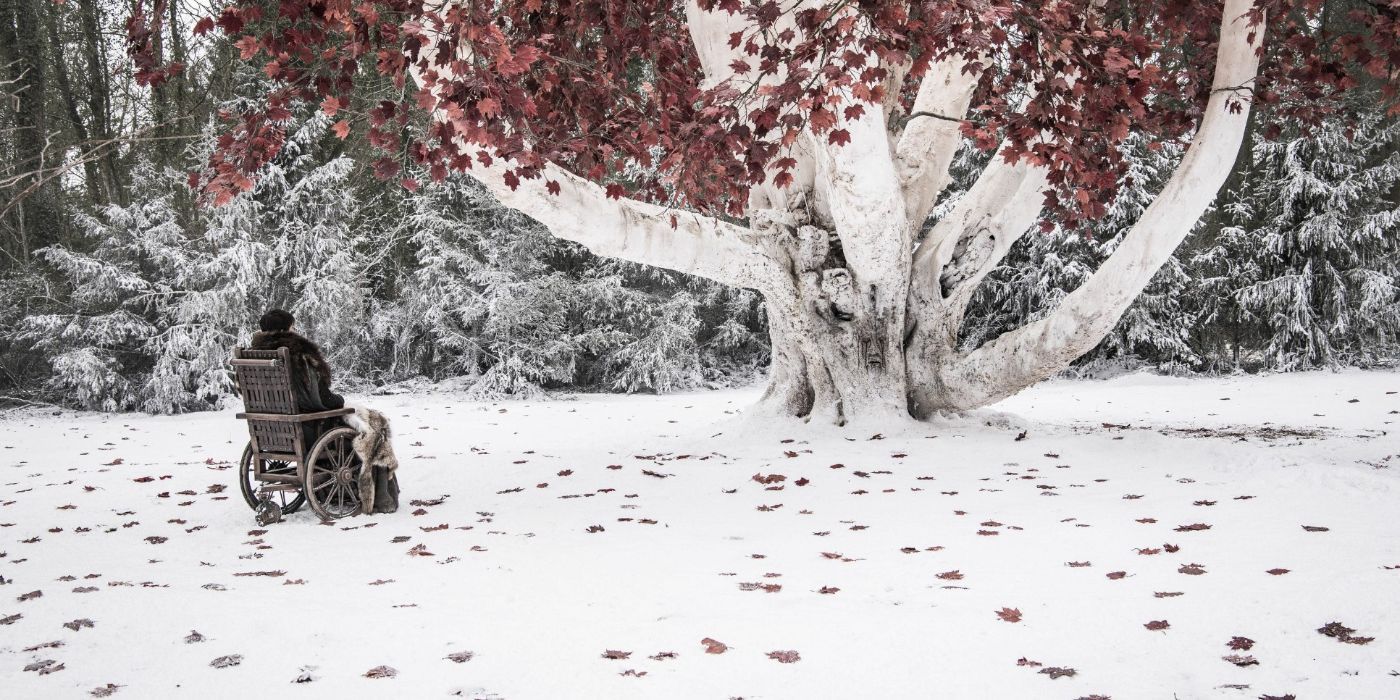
[248,309,398,514]
[249,309,344,447]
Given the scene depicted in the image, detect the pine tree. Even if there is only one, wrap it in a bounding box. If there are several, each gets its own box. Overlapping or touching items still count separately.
[19,107,367,412]
[1196,108,1400,369]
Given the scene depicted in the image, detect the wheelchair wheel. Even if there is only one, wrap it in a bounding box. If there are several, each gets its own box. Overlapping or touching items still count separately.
[238,442,306,514]
[304,427,364,520]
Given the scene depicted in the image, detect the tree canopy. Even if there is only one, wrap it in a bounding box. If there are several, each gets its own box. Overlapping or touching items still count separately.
[127,0,1398,225]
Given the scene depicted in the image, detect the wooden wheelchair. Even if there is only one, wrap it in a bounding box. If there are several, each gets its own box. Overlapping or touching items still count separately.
[231,347,364,521]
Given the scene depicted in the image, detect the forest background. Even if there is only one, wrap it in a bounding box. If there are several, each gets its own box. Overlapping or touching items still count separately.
[1,0,1397,414]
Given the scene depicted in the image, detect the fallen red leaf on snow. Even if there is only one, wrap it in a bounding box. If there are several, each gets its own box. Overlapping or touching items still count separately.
[766,650,800,663]
[996,607,1023,623]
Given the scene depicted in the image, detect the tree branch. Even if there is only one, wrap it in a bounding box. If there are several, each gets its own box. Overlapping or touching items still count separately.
[941,0,1266,409]
[894,56,982,226]
[467,158,768,289]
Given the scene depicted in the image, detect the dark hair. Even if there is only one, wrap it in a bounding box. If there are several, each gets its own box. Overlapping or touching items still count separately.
[259,309,295,332]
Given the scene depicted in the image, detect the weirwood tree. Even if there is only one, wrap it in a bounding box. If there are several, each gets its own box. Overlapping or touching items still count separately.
[130,0,1400,424]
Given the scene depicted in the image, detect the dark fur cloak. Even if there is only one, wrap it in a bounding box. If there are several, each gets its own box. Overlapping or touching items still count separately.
[248,330,344,412]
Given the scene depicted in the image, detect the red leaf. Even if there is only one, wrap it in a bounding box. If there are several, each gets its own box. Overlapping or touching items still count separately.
[1144,620,1170,631]
[605,183,625,199]
[995,607,1022,623]
[332,120,351,139]
[700,637,727,654]
[546,180,560,195]
[827,129,851,146]
[766,650,800,663]
[321,96,342,117]
[193,17,215,36]
[234,36,259,60]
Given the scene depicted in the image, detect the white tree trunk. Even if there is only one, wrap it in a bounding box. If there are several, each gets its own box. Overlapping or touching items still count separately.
[419,0,1267,424]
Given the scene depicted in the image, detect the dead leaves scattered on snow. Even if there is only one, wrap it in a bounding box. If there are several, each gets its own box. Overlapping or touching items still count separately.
[24,659,65,675]
[1222,654,1259,667]
[766,650,801,663]
[1020,658,1077,680]
[1317,621,1375,645]
[209,655,242,669]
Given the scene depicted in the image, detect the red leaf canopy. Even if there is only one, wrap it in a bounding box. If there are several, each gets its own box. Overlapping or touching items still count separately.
[131,0,1399,223]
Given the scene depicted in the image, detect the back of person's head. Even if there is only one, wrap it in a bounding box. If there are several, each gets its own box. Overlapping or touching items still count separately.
[259,309,295,333]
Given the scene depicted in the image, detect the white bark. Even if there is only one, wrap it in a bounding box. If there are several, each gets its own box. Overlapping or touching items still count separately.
[469,160,770,289]
[912,149,1048,316]
[904,148,1048,417]
[938,0,1265,410]
[894,56,982,225]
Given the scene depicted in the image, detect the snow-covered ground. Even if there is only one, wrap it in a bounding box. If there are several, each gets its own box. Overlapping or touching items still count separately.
[3,370,1399,699]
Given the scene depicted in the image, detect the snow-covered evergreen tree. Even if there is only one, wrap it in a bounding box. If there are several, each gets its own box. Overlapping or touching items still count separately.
[373,174,766,398]
[18,108,366,412]
[1189,107,1400,370]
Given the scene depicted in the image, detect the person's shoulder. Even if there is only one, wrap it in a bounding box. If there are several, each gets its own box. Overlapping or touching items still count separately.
[248,330,308,352]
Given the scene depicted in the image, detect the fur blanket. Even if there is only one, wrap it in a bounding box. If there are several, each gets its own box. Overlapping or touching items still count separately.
[342,405,400,515]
